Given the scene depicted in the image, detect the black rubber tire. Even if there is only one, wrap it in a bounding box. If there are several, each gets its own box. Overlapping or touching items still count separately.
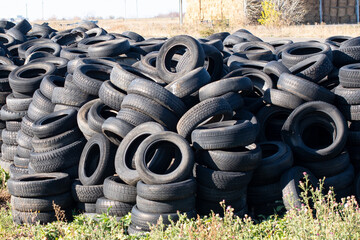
[337,104,360,121]
[98,80,126,111]
[71,179,104,203]
[87,100,118,133]
[0,65,17,92]
[20,115,35,137]
[29,139,85,173]
[31,89,54,110]
[121,94,179,130]
[27,102,53,122]
[165,67,211,99]
[289,54,333,83]
[9,62,56,94]
[196,195,247,216]
[2,129,17,145]
[78,133,116,186]
[39,75,65,99]
[263,61,291,79]
[127,78,187,118]
[9,164,28,179]
[13,155,29,168]
[101,117,134,146]
[7,172,71,197]
[77,202,97,213]
[198,76,253,101]
[32,108,78,139]
[116,108,153,127]
[197,143,261,172]
[201,43,223,81]
[196,183,246,202]
[194,164,253,191]
[354,173,360,204]
[339,63,360,88]
[281,101,348,161]
[220,92,244,110]
[5,121,20,132]
[114,122,167,186]
[177,97,232,139]
[12,208,72,225]
[136,178,196,201]
[136,195,195,214]
[77,99,98,139]
[32,127,82,153]
[24,42,61,58]
[52,86,93,107]
[281,166,319,210]
[335,85,360,105]
[16,130,32,149]
[247,181,282,206]
[103,175,136,203]
[77,35,115,49]
[135,132,194,185]
[323,163,355,191]
[6,94,32,112]
[95,197,133,217]
[130,205,196,231]
[0,105,27,121]
[59,47,87,60]
[11,191,73,212]
[16,145,31,158]
[263,89,304,110]
[88,39,130,57]
[2,143,17,160]
[73,64,112,96]
[277,73,335,103]
[281,42,332,68]
[156,35,205,83]
[250,141,294,186]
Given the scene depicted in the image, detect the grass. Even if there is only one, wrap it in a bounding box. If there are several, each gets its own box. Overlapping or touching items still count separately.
[0,173,359,239]
[32,17,360,39]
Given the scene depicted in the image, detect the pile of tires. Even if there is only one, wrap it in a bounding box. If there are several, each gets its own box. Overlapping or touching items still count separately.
[0,18,360,231]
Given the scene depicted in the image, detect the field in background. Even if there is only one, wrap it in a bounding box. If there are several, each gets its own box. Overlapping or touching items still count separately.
[33,18,360,39]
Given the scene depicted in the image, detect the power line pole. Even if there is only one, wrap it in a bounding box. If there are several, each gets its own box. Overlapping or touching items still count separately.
[179,0,183,25]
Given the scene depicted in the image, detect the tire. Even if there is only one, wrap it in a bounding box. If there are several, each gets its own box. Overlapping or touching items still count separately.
[16,130,32,149]
[354,173,360,204]
[78,134,116,186]
[20,115,35,137]
[121,94,179,130]
[130,205,196,231]
[135,132,194,185]
[59,47,87,60]
[136,195,195,214]
[281,101,347,161]
[247,181,282,205]
[77,99,98,139]
[337,104,360,121]
[9,62,56,94]
[136,178,196,201]
[13,155,29,168]
[101,117,134,146]
[16,145,31,158]
[220,92,244,110]
[201,43,223,81]
[52,86,93,107]
[95,197,133,217]
[87,100,118,133]
[0,65,17,92]
[198,76,253,101]
[77,35,115,49]
[11,191,73,212]
[289,54,333,83]
[103,175,136,203]
[197,143,261,172]
[277,73,335,103]
[116,108,153,127]
[177,97,232,139]
[323,164,355,191]
[335,85,360,105]
[29,139,85,173]
[2,144,17,160]
[250,141,294,186]
[77,202,96,213]
[39,75,65,99]
[5,121,21,132]
[12,208,72,225]
[24,42,61,58]
[88,39,130,57]
[195,164,253,191]
[197,183,246,202]
[191,119,259,150]
[0,105,26,121]
[156,35,205,83]
[114,122,166,186]
[110,64,152,92]
[9,164,28,179]
[73,64,112,96]
[127,78,187,118]
[196,195,246,216]
[2,129,17,145]
[32,108,78,139]
[71,180,104,203]
[7,172,71,197]
[339,63,360,88]
[281,42,332,68]
[263,61,291,79]
[263,89,304,110]
[6,94,32,112]
[98,80,126,111]
[165,67,211,99]
[32,127,82,153]
[121,31,144,42]
[27,102,53,121]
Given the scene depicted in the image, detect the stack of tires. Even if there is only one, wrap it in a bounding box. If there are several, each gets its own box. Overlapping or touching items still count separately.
[71,179,103,215]
[29,109,85,178]
[128,131,196,234]
[248,141,293,216]
[8,172,73,224]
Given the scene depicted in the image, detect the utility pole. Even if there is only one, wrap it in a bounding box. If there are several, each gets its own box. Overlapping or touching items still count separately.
[179,0,183,25]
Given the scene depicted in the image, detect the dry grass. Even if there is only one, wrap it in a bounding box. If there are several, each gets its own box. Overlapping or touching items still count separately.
[33,18,360,40]
[0,189,10,210]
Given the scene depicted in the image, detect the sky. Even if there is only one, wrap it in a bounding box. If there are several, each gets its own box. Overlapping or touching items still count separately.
[0,0,187,20]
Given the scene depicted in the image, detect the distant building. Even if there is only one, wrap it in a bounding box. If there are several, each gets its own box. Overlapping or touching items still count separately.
[185,0,359,24]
